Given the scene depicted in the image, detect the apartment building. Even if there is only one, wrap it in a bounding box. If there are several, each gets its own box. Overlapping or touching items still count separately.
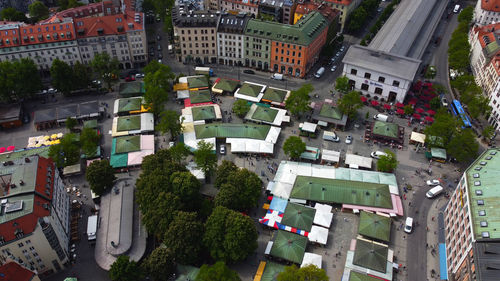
[469,23,500,131]
[0,260,41,281]
[0,156,70,278]
[474,0,500,26]
[321,0,362,32]
[220,0,260,16]
[173,8,219,64]
[258,0,295,24]
[217,13,252,66]
[443,148,500,281]
[245,11,329,77]
[206,0,221,11]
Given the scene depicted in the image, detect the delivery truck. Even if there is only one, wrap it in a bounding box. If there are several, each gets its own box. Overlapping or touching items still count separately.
[195,67,214,77]
[87,215,98,242]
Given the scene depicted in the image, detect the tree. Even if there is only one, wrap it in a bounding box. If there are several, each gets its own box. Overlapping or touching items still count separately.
[286,84,312,116]
[232,99,250,117]
[58,0,84,10]
[482,125,495,141]
[157,110,184,139]
[142,247,176,281]
[65,117,77,131]
[283,136,306,160]
[277,264,328,281]
[81,127,100,158]
[145,86,168,117]
[169,142,190,163]
[376,150,398,172]
[424,65,436,79]
[86,159,116,196]
[424,110,459,146]
[447,129,479,163]
[214,169,262,211]
[196,261,241,281]
[1,7,27,22]
[338,91,363,119]
[0,58,42,102]
[29,1,49,21]
[51,59,74,95]
[142,192,182,236]
[335,76,350,94]
[170,171,201,210]
[429,97,441,111]
[204,206,258,263]
[458,6,473,24]
[91,53,119,90]
[164,211,204,264]
[347,7,368,32]
[109,255,144,281]
[451,75,477,94]
[403,105,414,116]
[194,140,217,177]
[73,61,92,90]
[215,161,238,189]
[468,95,491,119]
[144,61,175,91]
[48,133,80,167]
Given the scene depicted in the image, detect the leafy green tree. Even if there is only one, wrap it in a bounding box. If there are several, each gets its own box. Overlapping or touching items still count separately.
[424,110,459,146]
[424,65,436,79]
[65,117,77,131]
[48,133,80,167]
[204,206,258,263]
[232,99,251,117]
[277,264,328,281]
[51,59,74,95]
[482,125,495,141]
[451,75,476,94]
[429,97,441,111]
[145,86,168,117]
[214,169,262,211]
[0,58,42,102]
[335,76,350,94]
[448,25,471,72]
[458,6,473,23]
[86,160,116,196]
[338,91,363,119]
[170,171,201,210]
[376,150,398,173]
[157,110,184,139]
[433,83,447,94]
[169,142,191,163]
[91,53,119,90]
[164,211,204,264]
[142,247,176,281]
[447,129,479,163]
[194,140,217,177]
[215,161,238,189]
[58,0,84,10]
[1,7,27,22]
[286,84,312,116]
[468,95,491,119]
[142,191,182,236]
[403,105,414,116]
[109,255,144,281]
[81,127,100,158]
[144,60,175,90]
[283,136,306,160]
[347,7,368,32]
[196,261,241,281]
[73,61,92,90]
[29,1,49,21]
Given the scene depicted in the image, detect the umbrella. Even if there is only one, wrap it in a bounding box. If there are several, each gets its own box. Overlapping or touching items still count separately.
[57,133,63,138]
[424,103,431,108]
[425,116,434,122]
[35,143,42,147]
[6,146,15,151]
[360,96,367,102]
[395,102,404,108]
[53,139,61,144]
[396,108,405,115]
[412,113,421,119]
[51,134,58,140]
[43,135,50,140]
[427,109,436,115]
[0,147,5,153]
[409,97,418,104]
[371,100,379,106]
[415,108,424,114]
[383,104,391,110]
[408,100,416,105]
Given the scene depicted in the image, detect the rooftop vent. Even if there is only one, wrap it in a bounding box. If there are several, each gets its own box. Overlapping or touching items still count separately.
[477,200,484,205]
[479,210,486,216]
[482,231,490,238]
[475,181,481,186]
[480,221,488,227]
[480,161,487,166]
[476,190,483,195]
[473,173,480,178]
[486,156,492,160]
[475,166,482,171]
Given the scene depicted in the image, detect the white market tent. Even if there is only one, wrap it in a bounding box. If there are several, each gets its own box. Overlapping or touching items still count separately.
[300,122,317,133]
[308,225,329,245]
[313,203,333,228]
[410,131,426,144]
[301,253,323,269]
[321,149,340,163]
[345,154,373,169]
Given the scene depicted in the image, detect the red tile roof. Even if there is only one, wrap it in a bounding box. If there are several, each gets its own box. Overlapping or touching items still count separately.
[472,23,500,49]
[75,11,144,38]
[323,0,353,6]
[481,0,500,13]
[55,0,116,18]
[223,0,260,8]
[0,261,36,281]
[295,2,339,23]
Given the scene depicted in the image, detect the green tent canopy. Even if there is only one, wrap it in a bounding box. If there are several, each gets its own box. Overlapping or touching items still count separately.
[261,262,286,281]
[119,82,145,97]
[353,239,389,273]
[281,203,316,232]
[118,98,142,112]
[238,83,264,97]
[349,271,382,281]
[358,211,391,242]
[372,121,399,139]
[117,115,141,131]
[252,106,279,123]
[83,119,98,129]
[269,230,307,264]
[213,78,239,93]
[319,104,343,120]
[189,89,212,104]
[175,265,200,281]
[194,123,271,140]
[192,106,216,121]
[262,87,288,103]
[115,136,141,154]
[187,76,209,88]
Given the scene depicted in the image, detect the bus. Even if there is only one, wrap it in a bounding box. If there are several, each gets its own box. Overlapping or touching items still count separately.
[450,99,472,128]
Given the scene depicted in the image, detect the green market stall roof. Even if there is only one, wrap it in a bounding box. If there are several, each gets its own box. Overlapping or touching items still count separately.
[358,211,391,242]
[83,119,98,129]
[281,203,316,232]
[261,262,285,281]
[212,78,239,94]
[118,97,142,112]
[349,271,382,281]
[319,103,343,120]
[353,239,389,273]
[194,123,271,140]
[118,81,145,97]
[116,115,141,131]
[372,121,399,139]
[191,106,216,121]
[238,82,265,97]
[114,136,141,154]
[262,87,289,103]
[175,265,200,281]
[269,230,307,264]
[186,75,209,88]
[252,106,279,123]
[430,147,447,160]
[189,89,212,104]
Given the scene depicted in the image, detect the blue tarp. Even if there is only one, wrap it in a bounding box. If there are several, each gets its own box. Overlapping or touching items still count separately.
[269,197,288,213]
[439,243,448,280]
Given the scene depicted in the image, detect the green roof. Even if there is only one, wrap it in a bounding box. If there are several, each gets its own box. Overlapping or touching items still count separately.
[349,271,382,281]
[245,12,328,46]
[300,146,320,161]
[189,89,212,104]
[319,104,343,120]
[117,115,141,131]
[358,211,391,242]
[175,265,200,281]
[194,123,271,140]
[270,230,307,264]
[114,135,141,154]
[81,145,101,159]
[466,148,500,240]
[252,106,279,123]
[192,106,216,121]
[238,82,265,98]
[372,121,399,139]
[110,153,128,168]
[290,176,393,209]
[187,76,209,88]
[0,193,35,225]
[119,82,145,97]
[261,262,286,281]
[262,87,288,103]
[281,203,316,231]
[485,41,500,57]
[118,97,142,112]
[213,78,239,93]
[430,147,447,160]
[0,147,50,163]
[353,239,388,273]
[83,119,98,129]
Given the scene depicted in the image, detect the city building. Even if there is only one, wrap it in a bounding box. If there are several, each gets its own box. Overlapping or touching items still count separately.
[0,156,70,277]
[474,0,500,26]
[258,0,295,24]
[469,23,500,131]
[443,148,500,281]
[220,0,260,16]
[342,0,447,103]
[0,260,41,281]
[172,7,219,64]
[216,13,252,66]
[321,0,362,32]
[244,11,329,77]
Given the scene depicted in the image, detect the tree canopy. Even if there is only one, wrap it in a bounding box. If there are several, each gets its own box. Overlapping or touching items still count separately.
[86,160,116,196]
[277,264,328,281]
[194,140,217,177]
[164,211,204,264]
[169,142,191,163]
[376,150,398,173]
[335,76,350,94]
[447,129,479,163]
[338,91,363,119]
[286,84,312,116]
[214,168,262,211]
[232,99,251,117]
[1,7,27,22]
[80,127,100,158]
[170,171,201,210]
[50,59,74,95]
[196,261,241,281]
[91,53,119,90]
[109,255,144,281]
[0,58,42,102]
[29,1,49,21]
[157,110,183,139]
[48,133,80,167]
[283,136,306,160]
[215,161,238,189]
[142,247,176,281]
[424,110,459,146]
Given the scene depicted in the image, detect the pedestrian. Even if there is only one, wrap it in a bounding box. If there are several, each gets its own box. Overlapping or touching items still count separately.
[432,216,435,221]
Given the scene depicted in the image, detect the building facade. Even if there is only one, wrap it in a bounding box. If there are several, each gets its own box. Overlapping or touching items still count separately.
[220,0,260,16]
[172,8,219,64]
[0,156,70,277]
[474,0,500,26]
[217,13,252,66]
[322,0,362,32]
[0,261,41,281]
[258,0,295,24]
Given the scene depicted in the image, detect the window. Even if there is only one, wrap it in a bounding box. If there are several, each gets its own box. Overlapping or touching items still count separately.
[361,83,369,91]
[393,80,400,87]
[364,72,371,79]
[18,243,23,248]
[350,69,357,75]
[378,76,385,83]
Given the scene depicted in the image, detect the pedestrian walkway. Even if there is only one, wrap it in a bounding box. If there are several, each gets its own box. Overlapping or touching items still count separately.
[426,198,448,280]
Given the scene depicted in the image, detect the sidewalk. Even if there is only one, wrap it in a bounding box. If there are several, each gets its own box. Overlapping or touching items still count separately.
[426,198,448,281]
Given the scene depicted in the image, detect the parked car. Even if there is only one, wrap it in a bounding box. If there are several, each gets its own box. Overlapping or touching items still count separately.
[330,65,337,72]
[125,76,135,82]
[169,141,175,148]
[47,88,57,94]
[243,69,255,74]
[340,46,345,52]
[426,179,440,186]
[156,35,161,41]
[158,53,163,59]
[441,97,449,107]
[426,185,444,199]
[370,151,388,159]
[345,135,352,144]
[135,73,145,78]
[220,144,226,155]
[335,52,340,57]
[404,217,413,233]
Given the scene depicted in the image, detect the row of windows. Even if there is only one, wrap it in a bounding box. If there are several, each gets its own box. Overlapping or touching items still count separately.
[350,68,401,87]
[183,50,216,55]
[275,48,302,57]
[274,56,300,65]
[183,43,216,48]
[181,29,215,35]
[181,36,215,42]
[274,42,303,50]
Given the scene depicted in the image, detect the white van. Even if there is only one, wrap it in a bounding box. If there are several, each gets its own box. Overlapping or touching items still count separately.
[373,113,390,122]
[426,185,444,199]
[168,44,173,54]
[404,217,413,233]
[453,4,460,13]
[314,67,325,78]
[271,73,284,80]
[323,131,340,142]
[370,151,388,159]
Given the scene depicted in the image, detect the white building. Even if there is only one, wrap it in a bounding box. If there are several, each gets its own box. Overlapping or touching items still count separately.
[216,13,251,66]
[220,0,259,16]
[474,0,500,26]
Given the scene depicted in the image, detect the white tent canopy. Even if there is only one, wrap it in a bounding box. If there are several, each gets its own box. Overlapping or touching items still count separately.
[345,154,373,169]
[313,203,333,228]
[300,122,317,133]
[308,225,329,245]
[301,253,322,269]
[410,131,426,144]
[321,149,340,163]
